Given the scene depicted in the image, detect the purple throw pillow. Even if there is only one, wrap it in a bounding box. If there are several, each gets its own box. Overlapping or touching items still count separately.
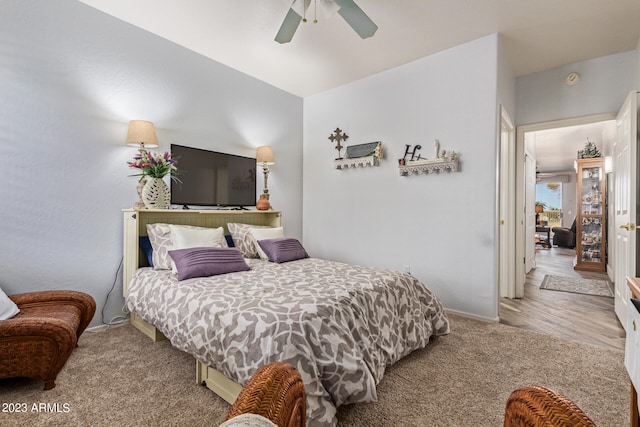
[256,238,309,263]
[168,247,250,281]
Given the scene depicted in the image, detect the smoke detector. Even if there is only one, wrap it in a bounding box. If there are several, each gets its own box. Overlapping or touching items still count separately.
[565,72,581,85]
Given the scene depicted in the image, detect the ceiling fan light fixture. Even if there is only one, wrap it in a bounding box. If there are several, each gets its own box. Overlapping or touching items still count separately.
[319,0,341,17]
[274,0,377,43]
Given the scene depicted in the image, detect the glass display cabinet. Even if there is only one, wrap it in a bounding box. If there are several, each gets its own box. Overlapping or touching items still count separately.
[574,158,606,272]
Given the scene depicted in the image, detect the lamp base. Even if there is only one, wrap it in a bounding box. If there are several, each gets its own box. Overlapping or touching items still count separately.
[133,178,148,210]
[256,194,271,210]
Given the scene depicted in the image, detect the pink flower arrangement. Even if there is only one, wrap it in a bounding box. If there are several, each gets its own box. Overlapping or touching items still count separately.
[128,150,179,181]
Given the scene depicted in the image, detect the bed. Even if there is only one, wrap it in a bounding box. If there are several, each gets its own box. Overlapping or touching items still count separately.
[122,209,449,426]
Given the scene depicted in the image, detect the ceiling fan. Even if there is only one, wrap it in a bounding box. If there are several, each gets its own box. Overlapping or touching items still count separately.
[275,0,378,44]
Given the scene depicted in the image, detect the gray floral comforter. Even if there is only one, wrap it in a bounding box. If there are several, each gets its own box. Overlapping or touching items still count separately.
[125,258,449,426]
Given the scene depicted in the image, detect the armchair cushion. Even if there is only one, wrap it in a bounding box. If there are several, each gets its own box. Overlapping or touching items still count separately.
[220,414,277,427]
[552,218,577,248]
[0,286,19,320]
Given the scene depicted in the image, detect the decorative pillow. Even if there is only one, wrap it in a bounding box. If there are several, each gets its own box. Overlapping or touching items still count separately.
[146,224,228,270]
[0,286,19,320]
[256,238,309,263]
[249,227,285,260]
[139,236,154,268]
[169,225,228,273]
[225,235,235,247]
[227,223,270,258]
[168,247,250,281]
[146,223,174,270]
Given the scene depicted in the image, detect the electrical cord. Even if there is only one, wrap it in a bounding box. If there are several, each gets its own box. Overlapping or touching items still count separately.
[99,256,129,328]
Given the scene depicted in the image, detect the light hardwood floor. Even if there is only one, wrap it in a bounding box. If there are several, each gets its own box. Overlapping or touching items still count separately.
[499,246,626,351]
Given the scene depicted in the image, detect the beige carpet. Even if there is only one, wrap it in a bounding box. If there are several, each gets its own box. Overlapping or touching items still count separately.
[0,315,629,427]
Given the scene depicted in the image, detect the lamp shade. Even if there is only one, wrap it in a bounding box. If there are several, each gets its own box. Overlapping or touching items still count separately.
[256,146,275,164]
[125,120,159,148]
[535,205,544,214]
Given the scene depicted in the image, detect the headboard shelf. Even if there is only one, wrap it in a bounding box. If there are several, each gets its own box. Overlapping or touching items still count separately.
[122,209,282,296]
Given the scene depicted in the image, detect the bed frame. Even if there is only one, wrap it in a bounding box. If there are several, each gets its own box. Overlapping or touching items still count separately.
[122,208,282,403]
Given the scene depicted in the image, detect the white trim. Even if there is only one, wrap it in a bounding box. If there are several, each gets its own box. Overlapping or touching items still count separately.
[498,106,516,298]
[445,308,499,323]
[514,112,617,304]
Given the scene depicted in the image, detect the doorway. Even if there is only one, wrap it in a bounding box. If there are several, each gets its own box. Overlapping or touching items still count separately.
[500,113,624,349]
[514,113,617,291]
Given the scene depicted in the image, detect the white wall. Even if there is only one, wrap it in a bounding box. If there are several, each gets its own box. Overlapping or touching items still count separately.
[516,52,636,280]
[303,34,504,320]
[497,34,516,120]
[0,0,303,326]
[515,51,636,126]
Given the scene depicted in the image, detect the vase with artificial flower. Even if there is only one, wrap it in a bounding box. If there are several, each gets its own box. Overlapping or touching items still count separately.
[128,150,179,209]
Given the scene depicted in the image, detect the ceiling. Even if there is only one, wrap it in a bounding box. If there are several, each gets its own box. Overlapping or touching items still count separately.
[532,120,616,174]
[78,0,640,97]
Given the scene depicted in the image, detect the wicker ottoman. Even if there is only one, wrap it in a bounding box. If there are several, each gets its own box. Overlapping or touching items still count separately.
[0,290,96,390]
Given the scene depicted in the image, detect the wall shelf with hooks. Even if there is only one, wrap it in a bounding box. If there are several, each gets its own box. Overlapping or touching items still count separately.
[399,158,458,176]
[335,155,379,170]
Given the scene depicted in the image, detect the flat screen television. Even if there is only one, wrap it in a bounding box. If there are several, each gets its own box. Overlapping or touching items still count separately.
[170,144,257,208]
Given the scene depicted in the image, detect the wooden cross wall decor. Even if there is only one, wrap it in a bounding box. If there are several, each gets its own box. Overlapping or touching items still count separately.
[328,128,349,159]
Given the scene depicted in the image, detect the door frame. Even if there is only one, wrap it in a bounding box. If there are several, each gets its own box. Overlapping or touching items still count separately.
[512,113,617,299]
[498,106,516,298]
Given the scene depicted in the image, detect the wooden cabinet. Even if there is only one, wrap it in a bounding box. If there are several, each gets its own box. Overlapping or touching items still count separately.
[574,158,606,272]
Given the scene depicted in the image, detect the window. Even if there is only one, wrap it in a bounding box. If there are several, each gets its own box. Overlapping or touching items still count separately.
[535,182,562,227]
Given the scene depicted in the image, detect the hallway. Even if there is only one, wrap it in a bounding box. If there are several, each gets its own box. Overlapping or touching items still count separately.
[499,246,625,350]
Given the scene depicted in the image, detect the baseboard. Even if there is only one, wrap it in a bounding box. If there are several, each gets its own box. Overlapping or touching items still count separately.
[445,308,499,323]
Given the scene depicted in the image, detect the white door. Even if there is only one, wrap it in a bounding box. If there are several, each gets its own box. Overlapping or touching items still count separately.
[614,91,639,330]
[525,151,537,273]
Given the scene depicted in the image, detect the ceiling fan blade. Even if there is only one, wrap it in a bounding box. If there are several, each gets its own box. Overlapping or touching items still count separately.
[335,0,378,39]
[275,7,303,44]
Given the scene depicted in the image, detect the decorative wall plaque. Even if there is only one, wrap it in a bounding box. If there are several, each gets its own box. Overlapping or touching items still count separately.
[399,139,459,176]
[335,142,383,170]
[345,141,381,159]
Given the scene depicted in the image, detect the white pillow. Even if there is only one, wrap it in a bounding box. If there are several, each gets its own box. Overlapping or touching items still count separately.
[0,286,19,320]
[168,225,228,272]
[147,223,229,270]
[250,227,285,260]
[169,225,227,250]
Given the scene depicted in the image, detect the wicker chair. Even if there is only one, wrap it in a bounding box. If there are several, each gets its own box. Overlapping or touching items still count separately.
[0,290,95,390]
[504,385,597,427]
[225,362,306,427]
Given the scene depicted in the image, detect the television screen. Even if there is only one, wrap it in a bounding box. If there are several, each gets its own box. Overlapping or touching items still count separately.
[170,144,257,207]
